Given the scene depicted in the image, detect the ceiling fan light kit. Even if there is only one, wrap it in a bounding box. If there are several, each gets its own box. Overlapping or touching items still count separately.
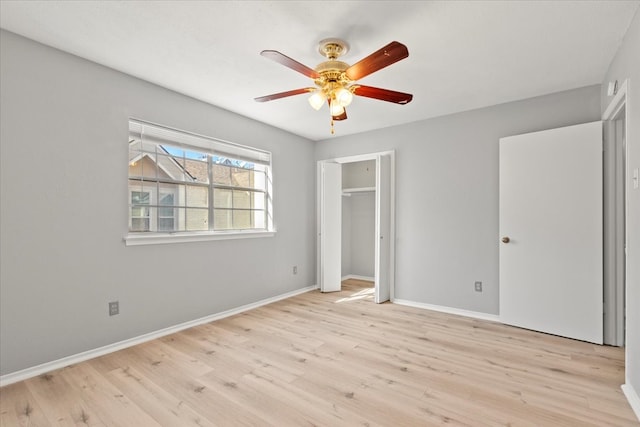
[255,38,413,134]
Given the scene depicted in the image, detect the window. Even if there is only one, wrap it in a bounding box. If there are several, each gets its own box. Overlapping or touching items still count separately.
[130,191,150,231]
[127,120,273,244]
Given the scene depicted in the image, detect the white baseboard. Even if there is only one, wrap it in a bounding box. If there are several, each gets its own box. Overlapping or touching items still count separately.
[0,284,317,387]
[341,274,375,282]
[393,298,500,323]
[622,383,640,422]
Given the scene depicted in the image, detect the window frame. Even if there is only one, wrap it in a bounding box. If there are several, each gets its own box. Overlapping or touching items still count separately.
[125,119,275,246]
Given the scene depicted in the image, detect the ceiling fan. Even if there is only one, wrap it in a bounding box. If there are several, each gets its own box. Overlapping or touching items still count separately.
[255,38,413,134]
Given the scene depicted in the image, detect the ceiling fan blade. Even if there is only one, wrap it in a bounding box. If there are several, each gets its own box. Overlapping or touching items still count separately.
[254,88,315,102]
[345,41,409,81]
[332,109,348,121]
[353,85,413,104]
[261,50,320,79]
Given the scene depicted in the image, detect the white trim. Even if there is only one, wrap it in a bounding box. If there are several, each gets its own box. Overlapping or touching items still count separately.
[602,79,629,347]
[603,80,628,121]
[394,299,501,322]
[331,150,396,164]
[0,284,316,387]
[602,80,630,349]
[317,150,396,302]
[341,274,375,282]
[124,230,275,246]
[622,384,640,422]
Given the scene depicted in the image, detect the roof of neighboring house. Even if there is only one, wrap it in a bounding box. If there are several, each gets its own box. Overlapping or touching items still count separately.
[129,139,255,187]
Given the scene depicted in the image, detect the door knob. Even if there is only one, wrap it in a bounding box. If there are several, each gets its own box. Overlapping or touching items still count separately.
[502,237,510,243]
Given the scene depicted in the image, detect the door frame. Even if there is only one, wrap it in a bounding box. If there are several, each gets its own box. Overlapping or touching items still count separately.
[603,78,629,347]
[316,150,396,301]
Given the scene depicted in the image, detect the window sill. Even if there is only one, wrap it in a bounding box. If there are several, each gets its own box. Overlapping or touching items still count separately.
[124,230,276,246]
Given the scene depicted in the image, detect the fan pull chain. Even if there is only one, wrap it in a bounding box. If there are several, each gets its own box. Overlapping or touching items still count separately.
[330,118,335,134]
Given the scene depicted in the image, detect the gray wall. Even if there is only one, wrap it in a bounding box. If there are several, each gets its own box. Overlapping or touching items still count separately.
[601,7,640,405]
[0,30,316,376]
[341,196,352,277]
[316,85,601,315]
[347,193,375,278]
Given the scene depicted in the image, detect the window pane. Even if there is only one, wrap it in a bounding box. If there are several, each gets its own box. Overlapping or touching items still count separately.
[143,155,160,179]
[185,158,209,183]
[129,139,142,153]
[159,193,174,206]
[160,145,184,157]
[233,190,251,209]
[131,189,152,233]
[214,189,232,208]
[128,157,145,177]
[186,185,208,208]
[158,207,173,217]
[131,206,156,232]
[158,218,175,232]
[156,153,187,181]
[212,164,231,185]
[131,218,150,232]
[253,191,265,210]
[231,168,252,188]
[129,181,155,203]
[253,170,266,191]
[233,210,252,229]
[131,206,150,217]
[129,143,159,179]
[131,191,150,205]
[186,208,209,231]
[214,209,232,230]
[254,210,266,229]
[184,149,203,159]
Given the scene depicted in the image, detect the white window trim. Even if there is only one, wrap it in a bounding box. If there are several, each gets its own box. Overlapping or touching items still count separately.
[126,119,275,245]
[124,229,276,246]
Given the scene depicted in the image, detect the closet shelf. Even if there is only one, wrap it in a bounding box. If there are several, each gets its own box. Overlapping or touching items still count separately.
[342,186,376,195]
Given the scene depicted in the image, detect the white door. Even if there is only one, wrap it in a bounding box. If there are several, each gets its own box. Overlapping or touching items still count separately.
[320,162,342,292]
[499,121,603,344]
[375,154,391,303]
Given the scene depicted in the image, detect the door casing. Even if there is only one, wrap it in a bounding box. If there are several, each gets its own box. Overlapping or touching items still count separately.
[317,151,396,302]
[603,79,629,347]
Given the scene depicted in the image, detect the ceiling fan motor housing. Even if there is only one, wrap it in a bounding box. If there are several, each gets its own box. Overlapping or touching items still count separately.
[314,61,353,91]
[315,39,355,95]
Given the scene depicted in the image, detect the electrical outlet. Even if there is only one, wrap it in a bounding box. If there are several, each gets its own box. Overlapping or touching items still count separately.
[293,266,298,275]
[474,281,483,292]
[109,301,119,316]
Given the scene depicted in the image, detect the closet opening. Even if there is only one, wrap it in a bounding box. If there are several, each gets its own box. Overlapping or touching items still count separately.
[317,151,395,303]
[341,160,376,299]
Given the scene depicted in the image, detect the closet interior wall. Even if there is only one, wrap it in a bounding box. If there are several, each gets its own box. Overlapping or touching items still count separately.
[341,160,376,280]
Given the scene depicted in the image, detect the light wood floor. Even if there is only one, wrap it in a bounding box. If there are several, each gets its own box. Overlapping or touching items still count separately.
[1,279,637,426]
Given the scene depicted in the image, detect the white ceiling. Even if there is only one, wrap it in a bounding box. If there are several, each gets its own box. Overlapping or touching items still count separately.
[1,1,638,141]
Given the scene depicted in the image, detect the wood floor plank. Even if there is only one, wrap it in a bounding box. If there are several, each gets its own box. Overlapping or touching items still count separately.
[103,365,216,427]
[0,381,51,427]
[59,363,162,427]
[1,279,637,426]
[23,368,106,426]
